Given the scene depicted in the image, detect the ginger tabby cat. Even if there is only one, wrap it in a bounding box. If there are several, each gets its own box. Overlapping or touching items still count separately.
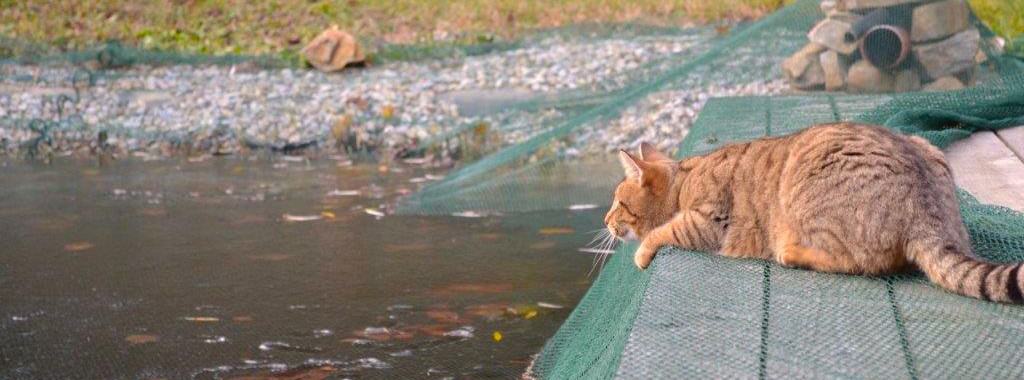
[605,122,1022,303]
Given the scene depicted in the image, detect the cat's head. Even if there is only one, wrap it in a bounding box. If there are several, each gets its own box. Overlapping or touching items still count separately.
[605,143,677,241]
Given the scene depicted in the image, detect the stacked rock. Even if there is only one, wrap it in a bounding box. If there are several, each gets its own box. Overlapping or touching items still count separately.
[782,0,982,93]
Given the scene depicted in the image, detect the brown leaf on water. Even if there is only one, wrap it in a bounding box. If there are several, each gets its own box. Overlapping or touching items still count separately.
[415,324,451,337]
[232,316,254,322]
[529,241,557,250]
[382,243,432,253]
[538,227,575,235]
[425,310,461,324]
[227,365,336,380]
[231,215,269,225]
[247,254,292,262]
[64,242,94,252]
[465,303,513,319]
[125,334,159,345]
[183,316,220,322]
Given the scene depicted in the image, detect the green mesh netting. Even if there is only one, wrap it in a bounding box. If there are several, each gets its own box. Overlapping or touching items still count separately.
[532,74,1024,379]
[396,0,1023,216]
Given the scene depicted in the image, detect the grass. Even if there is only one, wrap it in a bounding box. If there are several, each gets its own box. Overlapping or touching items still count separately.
[0,0,1020,61]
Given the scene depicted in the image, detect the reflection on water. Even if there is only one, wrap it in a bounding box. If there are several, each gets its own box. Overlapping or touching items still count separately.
[0,157,603,379]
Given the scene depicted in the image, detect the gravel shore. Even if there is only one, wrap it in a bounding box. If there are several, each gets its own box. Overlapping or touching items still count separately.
[0,28,785,161]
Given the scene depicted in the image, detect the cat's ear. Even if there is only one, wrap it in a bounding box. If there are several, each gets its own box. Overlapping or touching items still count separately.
[639,142,671,162]
[619,150,644,181]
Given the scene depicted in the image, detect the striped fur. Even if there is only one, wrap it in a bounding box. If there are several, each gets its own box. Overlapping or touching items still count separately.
[605,122,1022,303]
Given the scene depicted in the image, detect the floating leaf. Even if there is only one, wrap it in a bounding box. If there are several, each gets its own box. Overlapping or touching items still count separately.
[183,316,220,322]
[64,241,94,252]
[283,213,322,222]
[537,302,565,309]
[125,334,159,345]
[538,227,575,235]
[326,189,360,197]
[465,303,513,319]
[364,208,385,218]
[232,316,254,322]
[568,204,599,210]
[524,310,538,319]
[492,331,503,342]
[320,211,336,219]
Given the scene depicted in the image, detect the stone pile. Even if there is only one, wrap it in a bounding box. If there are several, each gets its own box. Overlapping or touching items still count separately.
[782,0,983,93]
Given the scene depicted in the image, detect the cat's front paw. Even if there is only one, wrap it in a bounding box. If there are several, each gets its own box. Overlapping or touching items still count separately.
[634,243,658,270]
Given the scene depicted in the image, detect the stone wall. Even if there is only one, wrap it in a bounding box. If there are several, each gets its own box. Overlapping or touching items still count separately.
[783,0,983,93]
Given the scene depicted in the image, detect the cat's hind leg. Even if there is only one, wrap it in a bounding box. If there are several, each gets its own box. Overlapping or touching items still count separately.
[774,224,856,273]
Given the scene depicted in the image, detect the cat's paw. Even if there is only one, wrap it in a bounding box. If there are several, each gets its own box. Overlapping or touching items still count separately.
[634,244,657,270]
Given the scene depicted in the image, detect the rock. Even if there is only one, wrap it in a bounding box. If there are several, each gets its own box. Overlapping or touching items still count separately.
[302,26,366,72]
[922,76,964,92]
[782,43,827,90]
[807,19,857,55]
[819,50,848,91]
[841,0,925,11]
[911,0,970,42]
[957,67,977,86]
[912,28,980,79]
[821,0,837,13]
[827,10,861,25]
[893,69,921,92]
[846,59,894,93]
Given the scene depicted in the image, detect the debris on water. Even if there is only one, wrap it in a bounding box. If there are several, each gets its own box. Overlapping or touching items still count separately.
[355,326,414,341]
[451,211,486,218]
[492,331,503,342]
[282,213,322,222]
[11,316,28,321]
[112,188,127,196]
[402,157,431,165]
[523,309,539,319]
[364,208,385,218]
[320,211,336,219]
[233,315,254,322]
[312,329,334,338]
[409,177,428,183]
[258,341,322,353]
[538,227,575,235]
[342,338,374,346]
[465,303,512,319]
[202,335,228,344]
[529,241,557,250]
[387,304,414,311]
[578,247,616,254]
[280,155,306,163]
[125,334,159,345]
[426,310,461,324]
[326,189,360,197]
[63,241,95,252]
[443,326,475,339]
[569,204,600,210]
[389,349,413,357]
[183,316,220,322]
[537,302,565,309]
[424,174,445,181]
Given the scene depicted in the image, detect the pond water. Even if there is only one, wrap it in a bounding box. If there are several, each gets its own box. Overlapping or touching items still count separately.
[0,156,605,379]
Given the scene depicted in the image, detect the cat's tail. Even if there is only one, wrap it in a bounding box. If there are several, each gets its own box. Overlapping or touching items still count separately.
[909,238,1023,303]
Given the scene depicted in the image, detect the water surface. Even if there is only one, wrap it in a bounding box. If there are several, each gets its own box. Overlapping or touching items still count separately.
[0,156,602,379]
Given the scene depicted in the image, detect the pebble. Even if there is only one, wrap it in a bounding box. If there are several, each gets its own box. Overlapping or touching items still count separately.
[0,27,785,160]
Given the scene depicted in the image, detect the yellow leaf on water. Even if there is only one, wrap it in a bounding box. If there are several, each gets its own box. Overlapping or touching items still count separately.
[125,334,158,345]
[320,211,336,219]
[524,310,538,319]
[538,227,574,235]
[492,331,503,342]
[64,242,94,252]
[183,316,220,322]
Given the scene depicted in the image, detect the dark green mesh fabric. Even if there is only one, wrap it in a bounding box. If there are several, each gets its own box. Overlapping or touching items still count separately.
[533,77,1024,379]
